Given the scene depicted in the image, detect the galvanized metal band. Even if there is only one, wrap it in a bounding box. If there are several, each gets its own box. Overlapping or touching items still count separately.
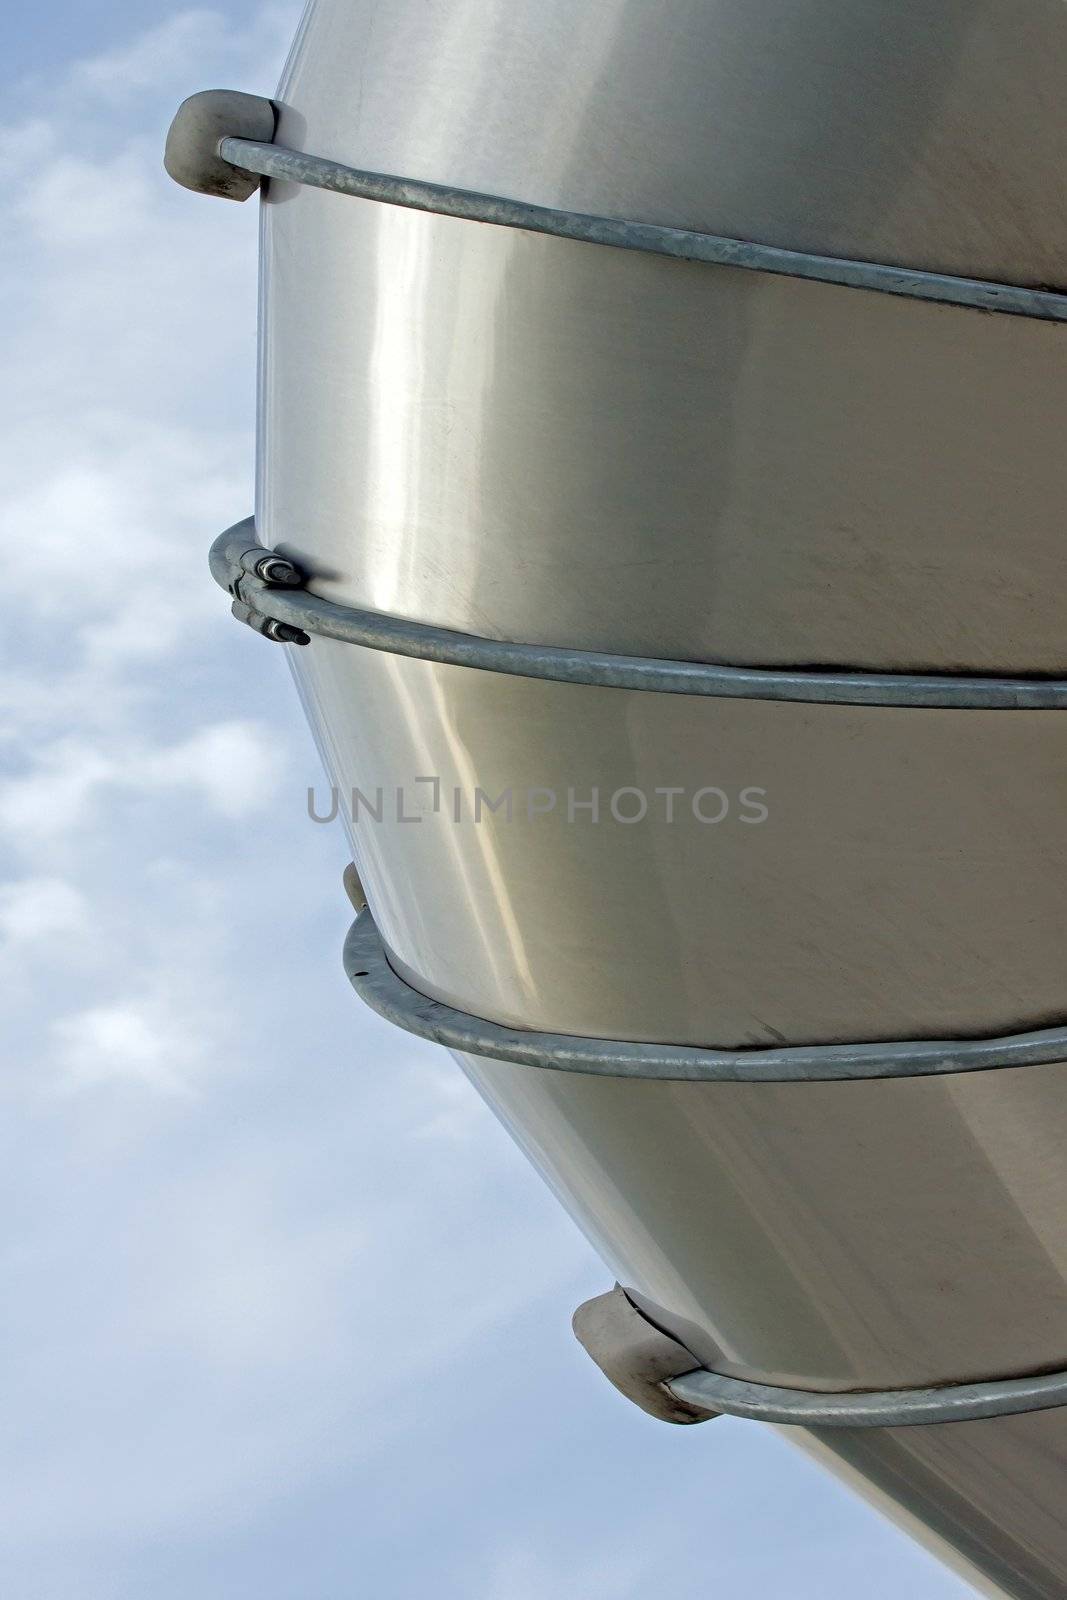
[667,1363,1067,1429]
[220,135,1067,325]
[343,909,1067,1086]
[212,520,1067,709]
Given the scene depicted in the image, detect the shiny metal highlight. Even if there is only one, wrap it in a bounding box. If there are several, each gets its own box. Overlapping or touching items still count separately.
[343,909,1067,1085]
[221,137,1067,324]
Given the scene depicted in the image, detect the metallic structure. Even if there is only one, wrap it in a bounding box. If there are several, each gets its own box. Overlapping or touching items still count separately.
[168,6,1067,1593]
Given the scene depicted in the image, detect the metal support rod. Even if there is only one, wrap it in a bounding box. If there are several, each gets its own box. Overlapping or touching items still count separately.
[210,518,1067,708]
[342,908,1067,1085]
[666,1363,1067,1429]
[219,134,1067,325]
[575,1286,1067,1429]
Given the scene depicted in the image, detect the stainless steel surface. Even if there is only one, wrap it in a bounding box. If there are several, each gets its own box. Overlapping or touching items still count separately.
[452,1040,1067,1590]
[294,639,1067,1047]
[343,907,1067,1084]
[801,1413,1067,1600]
[226,135,1067,321]
[454,1051,1067,1392]
[258,188,1067,672]
[272,0,1067,288]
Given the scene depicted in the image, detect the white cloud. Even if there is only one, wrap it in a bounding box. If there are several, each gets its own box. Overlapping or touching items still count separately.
[0,720,283,847]
[0,875,89,945]
[60,5,297,110]
[51,998,201,1095]
[70,9,233,101]
[140,719,283,816]
[0,114,56,170]
[0,740,117,840]
[19,148,160,246]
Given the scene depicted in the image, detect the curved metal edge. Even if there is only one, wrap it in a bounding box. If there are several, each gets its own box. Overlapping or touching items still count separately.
[342,909,1067,1085]
[212,520,1067,708]
[667,1364,1067,1429]
[221,135,1067,325]
[209,517,262,589]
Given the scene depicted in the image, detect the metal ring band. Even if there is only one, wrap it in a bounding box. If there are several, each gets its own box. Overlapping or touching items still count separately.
[222,135,1067,325]
[212,520,1067,708]
[667,1364,1067,1429]
[343,909,1067,1085]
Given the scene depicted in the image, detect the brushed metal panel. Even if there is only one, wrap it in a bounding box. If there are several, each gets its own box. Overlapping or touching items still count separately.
[802,1412,1067,1600]
[292,640,1067,1046]
[259,190,1067,671]
[274,0,1067,288]
[454,1052,1067,1391]
[451,1048,1067,1597]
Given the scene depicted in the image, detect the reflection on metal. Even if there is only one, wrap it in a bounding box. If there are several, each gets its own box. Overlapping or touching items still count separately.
[219,136,1067,325]
[211,520,1067,709]
[308,644,1067,1047]
[343,908,1067,1085]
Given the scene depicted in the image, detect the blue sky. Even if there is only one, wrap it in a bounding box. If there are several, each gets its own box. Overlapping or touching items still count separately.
[0,7,978,1597]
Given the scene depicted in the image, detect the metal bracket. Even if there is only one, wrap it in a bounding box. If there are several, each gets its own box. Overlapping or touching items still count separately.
[209,520,1067,707]
[211,518,310,645]
[164,90,276,201]
[573,1287,715,1425]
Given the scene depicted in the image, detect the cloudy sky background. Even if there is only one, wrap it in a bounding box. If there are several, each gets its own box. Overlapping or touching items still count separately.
[0,6,978,1596]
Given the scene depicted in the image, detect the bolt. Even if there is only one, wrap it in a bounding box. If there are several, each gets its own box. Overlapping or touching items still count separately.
[254,554,302,586]
[263,618,310,646]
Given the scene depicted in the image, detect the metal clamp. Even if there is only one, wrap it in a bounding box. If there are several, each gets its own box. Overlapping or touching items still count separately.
[211,519,310,646]
[210,520,1067,707]
[343,907,1067,1085]
[574,1287,1067,1429]
[165,90,1067,322]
